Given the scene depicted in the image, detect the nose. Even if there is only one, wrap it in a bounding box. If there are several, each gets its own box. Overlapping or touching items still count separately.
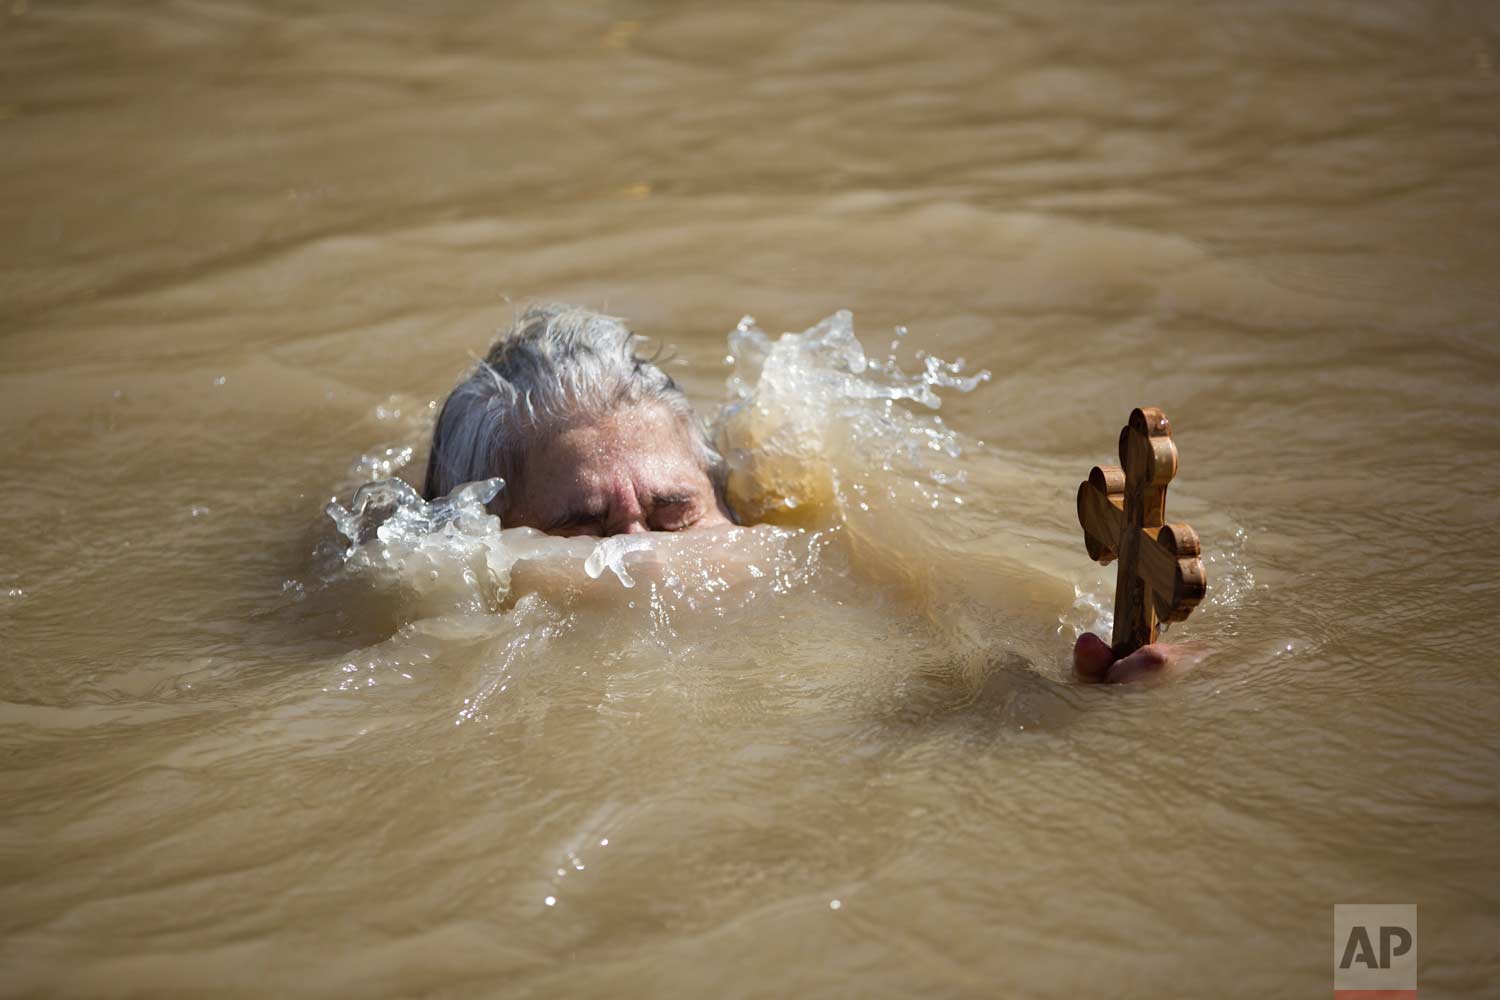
[601,481,648,536]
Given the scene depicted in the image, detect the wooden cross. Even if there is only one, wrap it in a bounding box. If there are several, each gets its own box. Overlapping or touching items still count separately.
[1076,407,1207,657]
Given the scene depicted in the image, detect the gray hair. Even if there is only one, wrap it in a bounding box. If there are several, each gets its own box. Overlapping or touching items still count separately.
[423,304,726,517]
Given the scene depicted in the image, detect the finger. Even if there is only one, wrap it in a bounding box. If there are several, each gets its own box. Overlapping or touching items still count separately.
[1105,644,1173,684]
[1073,632,1115,683]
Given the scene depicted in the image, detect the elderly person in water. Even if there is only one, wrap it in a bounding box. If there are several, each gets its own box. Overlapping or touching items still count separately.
[424,304,1183,683]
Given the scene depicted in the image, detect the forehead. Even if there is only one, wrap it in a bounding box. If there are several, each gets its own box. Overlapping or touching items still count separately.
[525,403,704,493]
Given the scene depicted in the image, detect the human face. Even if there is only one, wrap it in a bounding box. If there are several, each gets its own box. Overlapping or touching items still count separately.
[505,403,734,537]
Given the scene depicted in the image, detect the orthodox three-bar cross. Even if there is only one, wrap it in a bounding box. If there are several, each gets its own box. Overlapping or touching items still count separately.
[1076,407,1207,657]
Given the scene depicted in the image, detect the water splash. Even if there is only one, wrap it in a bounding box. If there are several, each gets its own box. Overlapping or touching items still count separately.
[326,477,503,550]
[583,535,657,588]
[323,477,517,616]
[714,310,990,525]
[352,445,415,480]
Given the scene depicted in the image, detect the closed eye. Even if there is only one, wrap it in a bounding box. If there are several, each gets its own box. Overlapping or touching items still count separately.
[650,493,699,531]
[544,508,606,535]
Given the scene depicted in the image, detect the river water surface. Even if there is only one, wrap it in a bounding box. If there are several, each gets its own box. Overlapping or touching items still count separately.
[3,2,1499,997]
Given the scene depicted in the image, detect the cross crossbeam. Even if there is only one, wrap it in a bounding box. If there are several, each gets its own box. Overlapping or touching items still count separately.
[1076,407,1207,657]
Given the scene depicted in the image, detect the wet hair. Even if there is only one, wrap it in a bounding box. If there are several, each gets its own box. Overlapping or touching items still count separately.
[422,304,727,516]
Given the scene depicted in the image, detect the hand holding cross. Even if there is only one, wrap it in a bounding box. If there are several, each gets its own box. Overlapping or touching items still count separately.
[1077,407,1207,658]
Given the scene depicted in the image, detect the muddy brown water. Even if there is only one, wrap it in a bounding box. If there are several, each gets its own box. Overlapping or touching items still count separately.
[3,2,1499,997]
